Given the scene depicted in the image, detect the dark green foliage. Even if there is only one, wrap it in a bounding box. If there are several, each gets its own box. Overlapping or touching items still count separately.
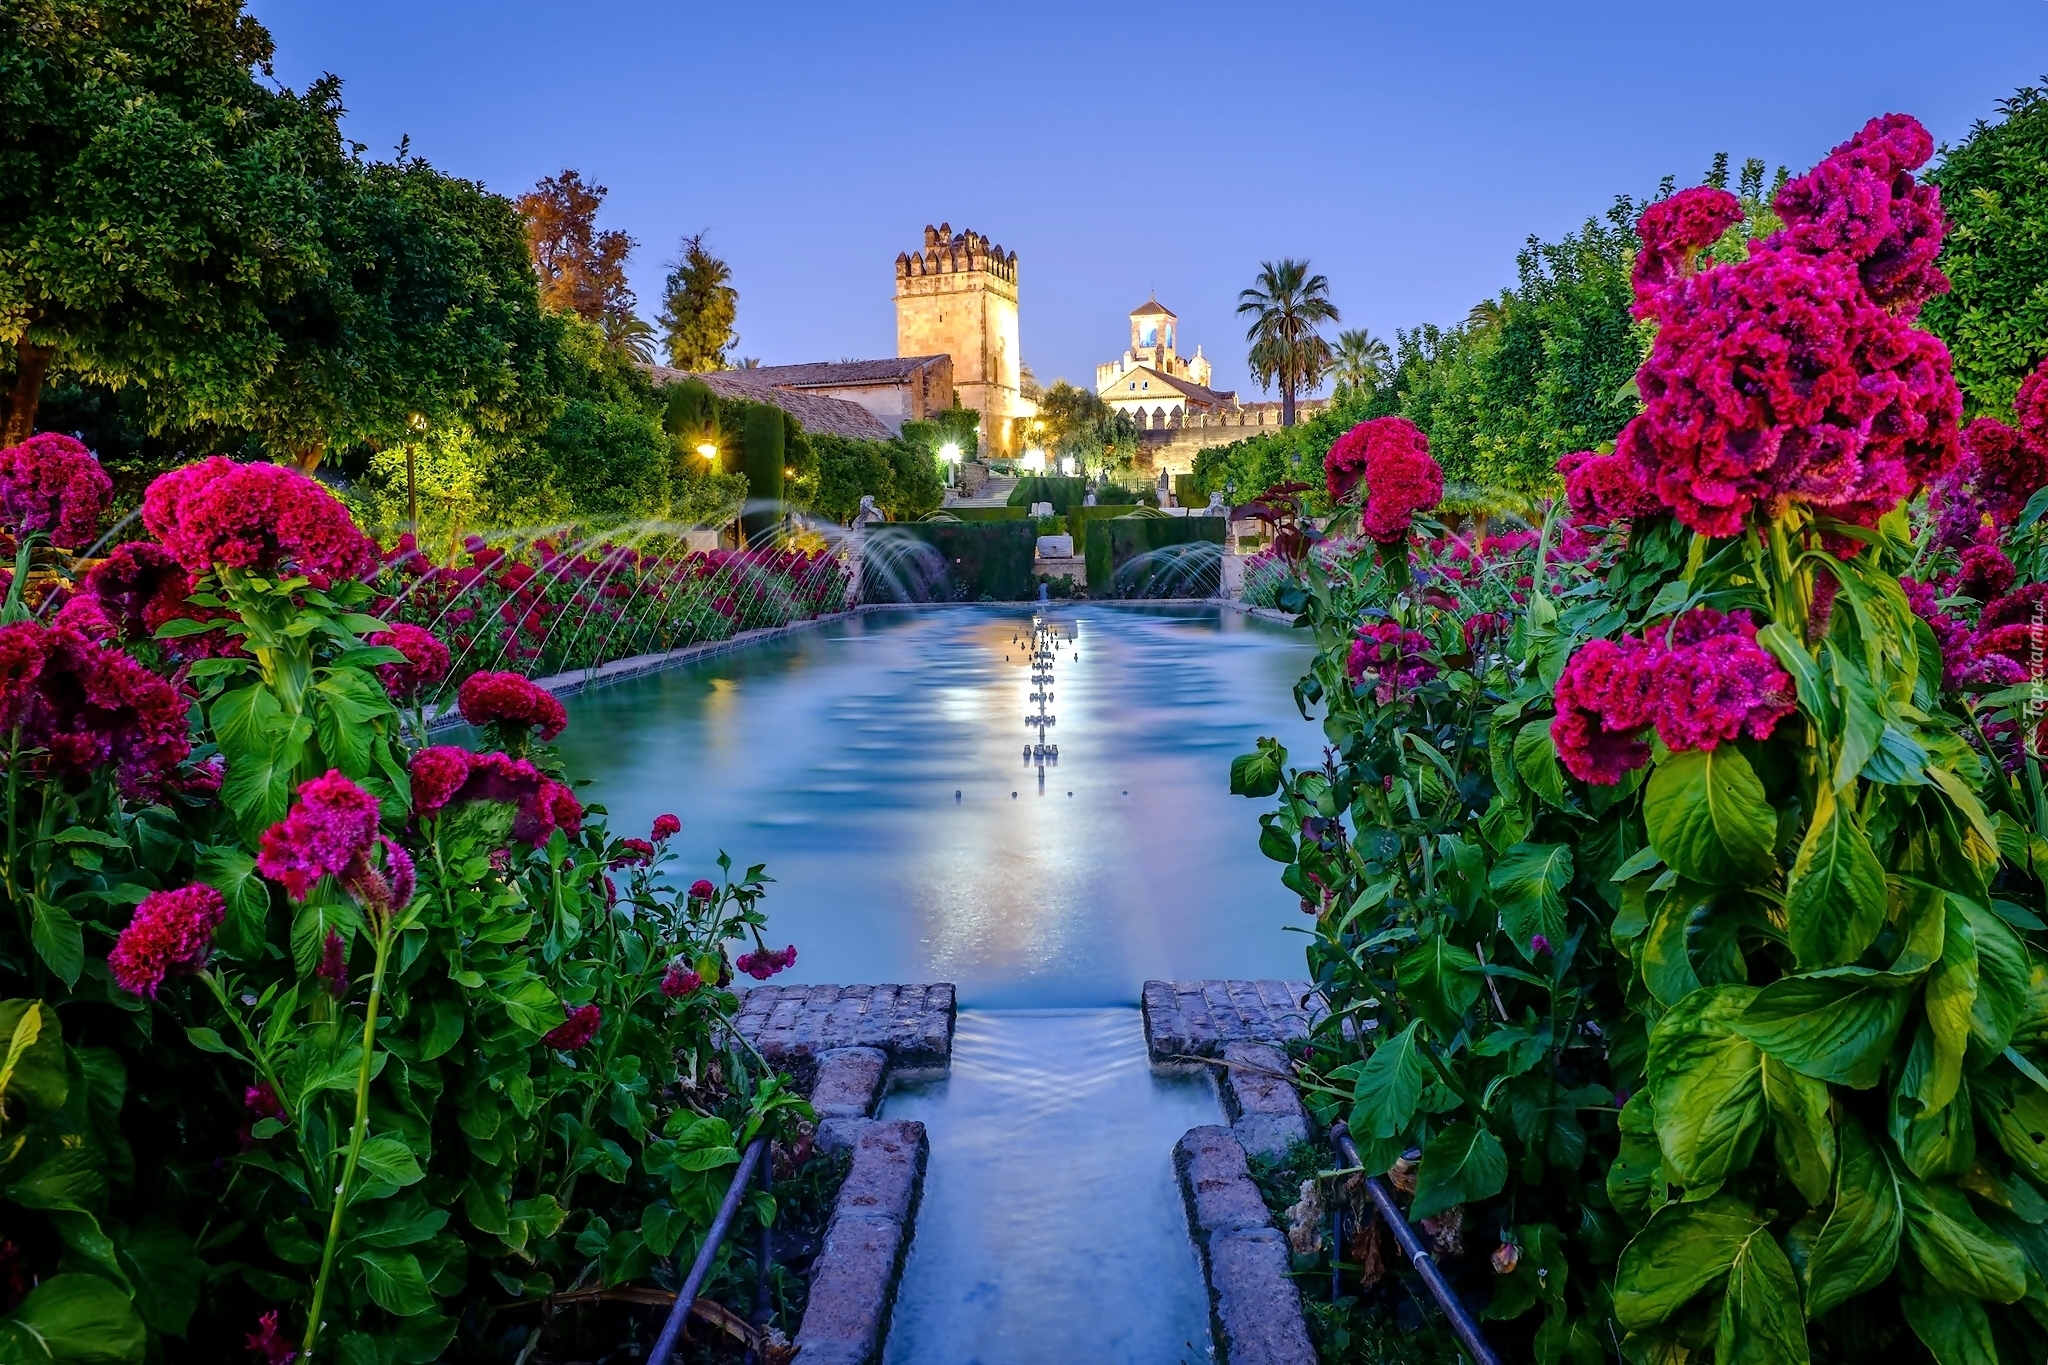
[942,505,1028,522]
[1083,515,1224,598]
[740,402,785,542]
[861,521,1036,602]
[1189,390,1380,512]
[1006,476,1090,513]
[1924,83,2048,416]
[656,232,738,373]
[902,407,980,462]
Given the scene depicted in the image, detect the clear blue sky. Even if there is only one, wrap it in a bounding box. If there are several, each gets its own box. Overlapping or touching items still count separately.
[253,0,2047,401]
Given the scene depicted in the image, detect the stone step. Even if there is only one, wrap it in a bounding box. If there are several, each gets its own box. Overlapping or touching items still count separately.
[1174,1126,1317,1365]
[1141,979,1323,1065]
[731,983,956,1086]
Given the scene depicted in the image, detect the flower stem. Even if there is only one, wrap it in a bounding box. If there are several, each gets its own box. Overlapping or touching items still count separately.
[301,924,392,1361]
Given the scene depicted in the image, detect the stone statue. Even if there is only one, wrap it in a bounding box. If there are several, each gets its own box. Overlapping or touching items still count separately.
[1203,492,1226,517]
[853,495,885,528]
[1083,490,1097,507]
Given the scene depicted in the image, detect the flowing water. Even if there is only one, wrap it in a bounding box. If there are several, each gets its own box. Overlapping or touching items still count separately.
[552,604,1320,1361]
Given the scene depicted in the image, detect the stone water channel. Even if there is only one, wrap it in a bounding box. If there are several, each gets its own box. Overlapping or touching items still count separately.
[551,605,1325,1361]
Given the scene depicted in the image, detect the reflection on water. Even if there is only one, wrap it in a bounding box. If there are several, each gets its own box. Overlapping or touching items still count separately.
[551,604,1321,1008]
[881,1010,1218,1365]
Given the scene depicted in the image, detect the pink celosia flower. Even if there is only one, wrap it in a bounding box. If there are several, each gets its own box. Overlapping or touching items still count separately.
[651,813,681,841]
[1775,113,1947,316]
[82,541,200,645]
[141,457,377,582]
[689,879,716,901]
[51,594,116,642]
[245,1309,297,1364]
[1552,636,1660,784]
[109,884,226,997]
[661,963,702,997]
[610,837,655,868]
[409,746,471,812]
[2016,357,2048,444]
[0,617,192,798]
[1326,418,1444,542]
[1462,613,1510,651]
[410,747,581,845]
[1949,541,2017,603]
[256,770,381,901]
[1346,620,1438,703]
[1557,450,1661,523]
[1648,610,1797,753]
[542,1003,601,1050]
[369,624,450,702]
[736,944,797,980]
[0,434,112,549]
[1631,186,1743,311]
[1530,934,1552,956]
[316,931,348,999]
[457,671,567,741]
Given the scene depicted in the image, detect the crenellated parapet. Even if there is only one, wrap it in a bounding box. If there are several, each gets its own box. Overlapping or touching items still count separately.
[894,221,1018,284]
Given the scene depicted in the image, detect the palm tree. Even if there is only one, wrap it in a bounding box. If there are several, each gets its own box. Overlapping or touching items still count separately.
[1237,259,1339,426]
[1330,328,1392,395]
[604,309,657,363]
[1465,296,1511,334]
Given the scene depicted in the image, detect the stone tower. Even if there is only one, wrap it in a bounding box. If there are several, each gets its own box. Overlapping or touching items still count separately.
[894,224,1024,456]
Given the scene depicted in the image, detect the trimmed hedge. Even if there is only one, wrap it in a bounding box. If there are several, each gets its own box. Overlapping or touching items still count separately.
[1084,514,1226,598]
[861,521,1037,601]
[944,505,1030,522]
[1006,475,1090,512]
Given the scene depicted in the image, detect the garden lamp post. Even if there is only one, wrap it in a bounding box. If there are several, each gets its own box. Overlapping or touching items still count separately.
[938,441,962,487]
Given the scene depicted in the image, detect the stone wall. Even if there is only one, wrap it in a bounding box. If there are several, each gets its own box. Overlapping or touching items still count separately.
[894,224,1025,456]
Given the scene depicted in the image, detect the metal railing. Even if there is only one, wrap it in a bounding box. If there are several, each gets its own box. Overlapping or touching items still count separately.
[1329,1122,1500,1365]
[647,1134,773,1364]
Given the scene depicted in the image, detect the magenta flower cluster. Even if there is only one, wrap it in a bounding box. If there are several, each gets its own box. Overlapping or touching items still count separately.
[0,434,112,550]
[1619,114,1963,538]
[369,623,451,702]
[109,884,226,997]
[1557,449,1660,525]
[409,745,583,845]
[256,770,382,901]
[1630,186,1743,304]
[1325,417,1445,543]
[457,670,568,741]
[542,1003,601,1050]
[1928,359,2048,546]
[141,456,378,584]
[1552,609,1795,784]
[0,614,192,799]
[1346,620,1439,703]
[737,943,797,980]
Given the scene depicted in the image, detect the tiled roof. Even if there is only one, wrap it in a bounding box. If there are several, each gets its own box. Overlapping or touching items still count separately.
[1130,296,1177,318]
[705,356,949,389]
[644,364,896,442]
[1103,365,1231,408]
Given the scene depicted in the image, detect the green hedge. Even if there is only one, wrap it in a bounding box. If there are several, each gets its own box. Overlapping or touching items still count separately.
[1084,514,1226,598]
[945,505,1029,522]
[861,521,1037,602]
[1006,475,1090,513]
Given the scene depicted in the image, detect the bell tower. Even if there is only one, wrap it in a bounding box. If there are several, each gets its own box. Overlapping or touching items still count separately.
[894,223,1025,456]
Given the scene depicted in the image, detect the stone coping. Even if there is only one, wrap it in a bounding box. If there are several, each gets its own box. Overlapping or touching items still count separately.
[730,983,956,1086]
[1141,979,1324,1066]
[1174,1126,1317,1365]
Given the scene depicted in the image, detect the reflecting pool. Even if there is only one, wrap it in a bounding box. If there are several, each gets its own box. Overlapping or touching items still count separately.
[555,604,1319,1363]
[553,604,1322,1008]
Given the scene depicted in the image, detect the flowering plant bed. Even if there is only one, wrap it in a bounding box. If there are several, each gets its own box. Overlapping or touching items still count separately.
[0,440,819,1362]
[1235,115,2048,1363]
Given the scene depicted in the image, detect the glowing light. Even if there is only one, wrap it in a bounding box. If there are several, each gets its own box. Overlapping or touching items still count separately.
[938,442,963,464]
[1058,456,1077,476]
[1020,449,1047,472]
[696,443,718,460]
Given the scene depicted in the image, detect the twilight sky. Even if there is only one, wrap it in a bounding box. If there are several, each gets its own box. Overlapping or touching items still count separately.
[253,0,2047,401]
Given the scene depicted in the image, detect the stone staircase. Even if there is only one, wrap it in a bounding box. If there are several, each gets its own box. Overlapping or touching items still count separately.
[948,475,1016,509]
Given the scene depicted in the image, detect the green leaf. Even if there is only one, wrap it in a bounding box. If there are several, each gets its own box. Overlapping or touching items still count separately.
[353,1136,425,1192]
[6,1150,105,1212]
[116,1221,201,1337]
[0,1274,145,1363]
[1346,1020,1430,1142]
[1411,1121,1506,1220]
[1732,968,1914,1089]
[1613,1196,1765,1329]
[1394,939,1482,1033]
[1647,986,1765,1187]
[1228,738,1286,798]
[197,846,269,961]
[354,1249,435,1316]
[1758,622,1826,726]
[1640,889,1704,1008]
[1717,1222,1809,1364]
[1762,1055,1834,1208]
[1784,787,1887,971]
[1513,721,1566,808]
[1489,842,1572,962]
[1901,1293,1998,1365]
[0,1001,67,1120]
[1803,1115,1903,1318]
[1977,1061,2048,1186]
[1901,1175,2026,1302]
[1911,910,1979,1120]
[1960,901,2028,1060]
[1644,748,1778,885]
[29,900,83,990]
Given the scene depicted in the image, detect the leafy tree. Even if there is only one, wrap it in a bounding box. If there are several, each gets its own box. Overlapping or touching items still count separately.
[657,232,738,372]
[0,0,341,444]
[1237,258,1339,427]
[1329,328,1393,396]
[517,169,644,351]
[1924,83,2048,416]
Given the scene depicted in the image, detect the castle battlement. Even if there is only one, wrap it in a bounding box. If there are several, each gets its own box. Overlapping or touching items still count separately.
[894,222,1018,286]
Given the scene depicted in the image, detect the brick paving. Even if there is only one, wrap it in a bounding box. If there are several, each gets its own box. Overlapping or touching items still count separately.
[1141,979,1324,1064]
